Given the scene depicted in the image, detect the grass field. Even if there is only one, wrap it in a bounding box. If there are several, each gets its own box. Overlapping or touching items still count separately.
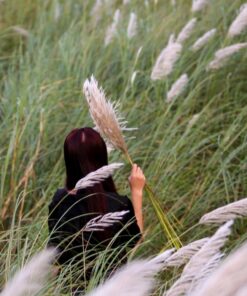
[1,0,247,294]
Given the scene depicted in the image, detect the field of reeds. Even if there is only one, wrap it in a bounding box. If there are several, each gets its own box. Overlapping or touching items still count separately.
[1,0,247,295]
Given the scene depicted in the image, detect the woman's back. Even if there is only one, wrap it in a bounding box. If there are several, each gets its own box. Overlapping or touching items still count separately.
[48,188,141,267]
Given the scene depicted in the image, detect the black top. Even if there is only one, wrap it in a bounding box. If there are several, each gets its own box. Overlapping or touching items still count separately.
[48,188,141,269]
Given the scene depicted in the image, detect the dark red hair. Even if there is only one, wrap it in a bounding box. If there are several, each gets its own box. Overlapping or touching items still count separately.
[64,127,117,214]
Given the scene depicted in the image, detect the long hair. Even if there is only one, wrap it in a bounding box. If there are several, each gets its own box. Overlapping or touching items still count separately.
[64,127,117,215]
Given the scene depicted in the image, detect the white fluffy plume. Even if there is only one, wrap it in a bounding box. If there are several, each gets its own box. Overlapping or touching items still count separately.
[163,221,233,296]
[207,43,247,70]
[192,0,209,12]
[83,210,129,231]
[151,35,182,80]
[86,249,174,296]
[105,9,121,46]
[199,197,247,225]
[75,163,124,190]
[0,248,56,296]
[228,4,247,38]
[164,238,209,267]
[90,0,104,26]
[166,74,188,103]
[12,26,30,38]
[176,18,197,44]
[83,76,128,152]
[127,12,138,39]
[191,242,247,296]
[191,28,217,52]
[188,113,200,128]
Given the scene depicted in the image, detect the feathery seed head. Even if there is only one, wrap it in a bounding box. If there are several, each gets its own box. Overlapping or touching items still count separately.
[228,4,247,37]
[192,0,209,12]
[166,74,188,103]
[83,76,128,153]
[207,43,247,70]
[127,12,138,39]
[176,18,197,44]
[199,197,247,225]
[1,248,56,296]
[191,28,217,52]
[151,36,182,80]
[75,163,124,190]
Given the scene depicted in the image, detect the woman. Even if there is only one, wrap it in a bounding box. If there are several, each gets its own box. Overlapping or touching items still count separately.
[48,127,145,290]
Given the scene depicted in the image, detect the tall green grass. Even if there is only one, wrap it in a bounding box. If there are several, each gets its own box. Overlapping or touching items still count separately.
[1,0,247,294]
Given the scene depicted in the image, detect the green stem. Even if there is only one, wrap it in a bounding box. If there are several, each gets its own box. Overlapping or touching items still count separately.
[124,151,182,249]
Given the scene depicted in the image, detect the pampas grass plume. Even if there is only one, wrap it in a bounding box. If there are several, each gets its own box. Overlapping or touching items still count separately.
[164,221,233,296]
[192,0,209,12]
[176,18,197,44]
[165,238,209,267]
[105,9,121,46]
[91,0,103,26]
[87,249,174,296]
[127,12,138,39]
[83,76,128,153]
[151,36,182,80]
[228,4,247,38]
[207,43,247,70]
[192,242,247,296]
[199,197,247,225]
[12,26,29,38]
[83,210,129,231]
[0,248,56,296]
[75,163,124,190]
[191,28,217,52]
[188,113,200,128]
[166,74,188,103]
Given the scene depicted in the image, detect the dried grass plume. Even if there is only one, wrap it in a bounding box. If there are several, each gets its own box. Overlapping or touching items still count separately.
[0,248,56,296]
[199,197,247,225]
[192,0,209,12]
[164,221,233,296]
[127,12,138,39]
[207,43,247,70]
[83,210,129,231]
[176,18,197,44]
[228,4,247,38]
[151,35,182,80]
[166,74,188,103]
[75,163,124,190]
[191,242,247,296]
[83,76,128,153]
[191,28,217,52]
[105,9,121,46]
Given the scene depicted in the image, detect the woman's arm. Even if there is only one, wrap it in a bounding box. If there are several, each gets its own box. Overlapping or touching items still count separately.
[128,164,145,233]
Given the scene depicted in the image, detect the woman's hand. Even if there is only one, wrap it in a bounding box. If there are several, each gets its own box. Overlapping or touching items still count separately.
[128,164,146,192]
[128,164,145,233]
